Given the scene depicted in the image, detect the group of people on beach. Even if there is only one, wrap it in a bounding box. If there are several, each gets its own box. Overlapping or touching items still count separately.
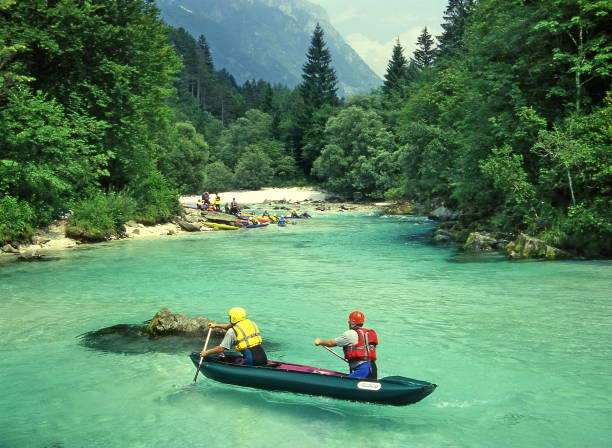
[199,308,378,380]
[197,192,241,215]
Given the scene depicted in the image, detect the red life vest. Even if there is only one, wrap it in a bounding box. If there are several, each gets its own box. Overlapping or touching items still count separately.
[343,328,378,362]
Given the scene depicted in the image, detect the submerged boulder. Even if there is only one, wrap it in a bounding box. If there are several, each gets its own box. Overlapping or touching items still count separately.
[146,307,226,338]
[506,234,569,260]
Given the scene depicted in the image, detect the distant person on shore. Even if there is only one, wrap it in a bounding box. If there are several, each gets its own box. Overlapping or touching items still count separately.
[196,199,203,210]
[230,198,239,215]
[224,203,230,214]
[202,191,210,205]
[214,193,221,212]
[314,311,378,379]
[200,307,267,366]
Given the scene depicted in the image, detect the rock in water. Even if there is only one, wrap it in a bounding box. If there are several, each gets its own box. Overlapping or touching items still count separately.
[146,307,225,337]
[506,233,569,260]
[463,232,498,252]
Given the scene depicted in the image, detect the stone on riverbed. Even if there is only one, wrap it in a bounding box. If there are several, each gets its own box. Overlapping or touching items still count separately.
[146,307,226,338]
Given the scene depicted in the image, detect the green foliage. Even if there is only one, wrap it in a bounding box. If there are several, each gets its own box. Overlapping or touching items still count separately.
[130,171,181,225]
[312,106,396,199]
[235,148,274,190]
[215,109,275,169]
[158,122,209,193]
[411,27,436,69]
[480,145,536,230]
[0,87,108,224]
[203,161,235,192]
[66,192,136,242]
[0,195,34,245]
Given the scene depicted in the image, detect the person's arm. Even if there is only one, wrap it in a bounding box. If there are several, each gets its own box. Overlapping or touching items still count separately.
[209,322,231,330]
[201,345,225,357]
[314,338,337,347]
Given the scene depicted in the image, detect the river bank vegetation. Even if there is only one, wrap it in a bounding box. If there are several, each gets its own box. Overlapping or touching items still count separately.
[1,0,610,257]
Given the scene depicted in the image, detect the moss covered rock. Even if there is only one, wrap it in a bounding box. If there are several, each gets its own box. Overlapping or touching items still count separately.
[506,234,569,260]
[380,202,417,215]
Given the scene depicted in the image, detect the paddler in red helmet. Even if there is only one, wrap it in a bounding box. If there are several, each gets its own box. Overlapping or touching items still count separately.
[314,310,378,379]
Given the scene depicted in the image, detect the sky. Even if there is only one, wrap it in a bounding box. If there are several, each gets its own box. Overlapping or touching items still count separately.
[308,0,449,78]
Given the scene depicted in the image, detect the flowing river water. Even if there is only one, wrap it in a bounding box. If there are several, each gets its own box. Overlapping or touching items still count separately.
[1,212,610,447]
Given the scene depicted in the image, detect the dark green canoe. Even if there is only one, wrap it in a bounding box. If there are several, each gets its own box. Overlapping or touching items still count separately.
[189,353,436,406]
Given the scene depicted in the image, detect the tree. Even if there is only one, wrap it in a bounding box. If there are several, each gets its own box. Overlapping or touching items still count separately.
[295,23,340,171]
[383,39,409,97]
[312,106,396,199]
[158,122,209,193]
[534,0,612,113]
[436,0,475,60]
[300,23,339,109]
[234,148,273,190]
[197,35,214,71]
[412,27,436,69]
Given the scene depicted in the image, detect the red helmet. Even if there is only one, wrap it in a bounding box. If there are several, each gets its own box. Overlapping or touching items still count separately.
[348,311,365,326]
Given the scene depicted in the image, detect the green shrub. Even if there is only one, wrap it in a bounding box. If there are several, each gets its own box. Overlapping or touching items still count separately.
[130,170,181,225]
[66,192,136,242]
[0,196,34,245]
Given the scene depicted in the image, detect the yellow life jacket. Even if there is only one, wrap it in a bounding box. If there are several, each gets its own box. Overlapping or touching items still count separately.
[214,196,221,205]
[232,319,262,351]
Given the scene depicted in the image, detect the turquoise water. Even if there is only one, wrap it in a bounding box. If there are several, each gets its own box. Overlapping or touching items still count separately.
[1,212,611,447]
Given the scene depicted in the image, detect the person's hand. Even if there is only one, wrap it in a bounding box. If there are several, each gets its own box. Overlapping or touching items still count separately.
[315,338,321,346]
[200,350,207,357]
[208,322,216,329]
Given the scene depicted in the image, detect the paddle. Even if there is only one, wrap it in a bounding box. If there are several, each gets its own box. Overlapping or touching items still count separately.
[320,345,348,363]
[192,328,212,383]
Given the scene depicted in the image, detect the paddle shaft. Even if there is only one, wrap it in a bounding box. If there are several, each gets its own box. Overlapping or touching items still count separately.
[321,345,348,363]
[193,328,212,383]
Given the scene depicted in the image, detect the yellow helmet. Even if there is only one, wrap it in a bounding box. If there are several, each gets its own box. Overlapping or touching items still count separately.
[228,307,246,324]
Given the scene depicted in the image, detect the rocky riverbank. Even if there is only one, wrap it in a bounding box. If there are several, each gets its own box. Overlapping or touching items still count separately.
[1,187,388,263]
[382,200,570,260]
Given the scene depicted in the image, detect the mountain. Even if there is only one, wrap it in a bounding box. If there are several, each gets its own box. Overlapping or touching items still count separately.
[156,0,382,97]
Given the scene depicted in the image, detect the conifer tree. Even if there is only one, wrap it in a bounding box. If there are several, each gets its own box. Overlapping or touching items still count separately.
[197,35,214,71]
[383,38,409,96]
[436,0,474,59]
[411,27,436,69]
[300,23,339,109]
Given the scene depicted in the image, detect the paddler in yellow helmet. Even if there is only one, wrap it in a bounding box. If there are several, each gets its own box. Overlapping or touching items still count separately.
[201,307,268,366]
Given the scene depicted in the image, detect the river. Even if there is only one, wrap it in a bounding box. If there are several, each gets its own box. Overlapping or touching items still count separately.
[1,212,610,447]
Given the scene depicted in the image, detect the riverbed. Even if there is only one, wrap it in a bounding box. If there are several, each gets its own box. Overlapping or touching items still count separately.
[1,212,610,447]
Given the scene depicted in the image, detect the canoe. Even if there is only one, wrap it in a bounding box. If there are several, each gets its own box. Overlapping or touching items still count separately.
[201,222,239,230]
[189,353,437,406]
[245,222,269,228]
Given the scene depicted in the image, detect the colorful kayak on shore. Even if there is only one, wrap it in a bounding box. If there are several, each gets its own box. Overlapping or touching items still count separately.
[189,352,437,406]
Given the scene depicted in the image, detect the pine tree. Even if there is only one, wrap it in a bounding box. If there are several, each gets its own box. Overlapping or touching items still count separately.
[412,27,436,69]
[261,83,273,113]
[294,23,339,171]
[383,38,409,96]
[300,23,339,109]
[197,35,214,71]
[437,0,474,59]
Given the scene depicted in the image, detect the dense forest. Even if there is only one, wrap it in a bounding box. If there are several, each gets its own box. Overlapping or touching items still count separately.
[1,0,610,256]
